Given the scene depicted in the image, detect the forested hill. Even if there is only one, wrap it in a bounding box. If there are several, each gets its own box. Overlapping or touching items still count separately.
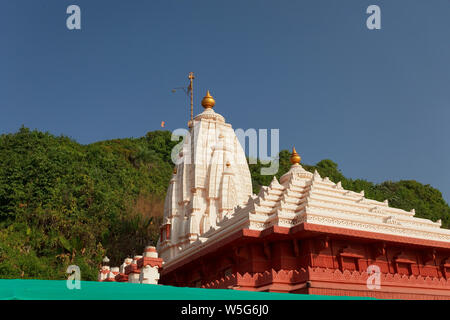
[1,127,449,280]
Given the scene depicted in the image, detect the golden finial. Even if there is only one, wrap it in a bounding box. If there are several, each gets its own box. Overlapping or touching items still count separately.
[290,147,301,165]
[201,90,215,109]
[173,167,177,174]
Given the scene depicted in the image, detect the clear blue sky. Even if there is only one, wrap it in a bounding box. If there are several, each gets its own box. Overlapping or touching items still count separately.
[1,0,449,203]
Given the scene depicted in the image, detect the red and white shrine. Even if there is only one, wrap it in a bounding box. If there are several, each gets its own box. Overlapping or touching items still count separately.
[156,91,450,299]
[101,90,450,299]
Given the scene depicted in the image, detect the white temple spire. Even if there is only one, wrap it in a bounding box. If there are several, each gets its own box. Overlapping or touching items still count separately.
[157,90,253,262]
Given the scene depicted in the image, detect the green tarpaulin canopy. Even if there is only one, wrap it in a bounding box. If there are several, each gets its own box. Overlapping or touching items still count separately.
[0,279,372,300]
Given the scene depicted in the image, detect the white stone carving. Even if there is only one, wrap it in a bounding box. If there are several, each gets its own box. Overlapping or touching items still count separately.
[139,265,160,285]
[157,106,253,262]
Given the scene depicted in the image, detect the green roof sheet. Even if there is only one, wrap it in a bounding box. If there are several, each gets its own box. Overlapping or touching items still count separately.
[0,279,373,300]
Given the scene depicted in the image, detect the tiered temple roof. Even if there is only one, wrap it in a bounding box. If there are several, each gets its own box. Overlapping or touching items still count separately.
[160,93,450,271]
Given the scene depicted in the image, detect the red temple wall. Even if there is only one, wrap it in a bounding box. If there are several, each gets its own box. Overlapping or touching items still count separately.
[160,231,450,299]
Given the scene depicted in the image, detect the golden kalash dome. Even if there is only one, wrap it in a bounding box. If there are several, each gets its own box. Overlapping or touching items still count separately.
[201,90,216,109]
[290,147,301,165]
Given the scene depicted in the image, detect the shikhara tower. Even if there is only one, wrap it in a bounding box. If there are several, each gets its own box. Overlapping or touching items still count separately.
[158,91,253,262]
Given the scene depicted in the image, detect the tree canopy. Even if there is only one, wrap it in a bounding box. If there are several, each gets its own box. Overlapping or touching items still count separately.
[0,127,448,280]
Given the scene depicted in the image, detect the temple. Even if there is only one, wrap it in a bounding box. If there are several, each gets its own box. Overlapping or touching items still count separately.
[101,89,450,299]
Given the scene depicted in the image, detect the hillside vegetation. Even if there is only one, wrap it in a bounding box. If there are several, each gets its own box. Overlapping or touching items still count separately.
[0,128,448,280]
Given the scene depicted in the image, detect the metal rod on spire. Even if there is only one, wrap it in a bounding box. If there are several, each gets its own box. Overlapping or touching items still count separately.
[188,72,195,127]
